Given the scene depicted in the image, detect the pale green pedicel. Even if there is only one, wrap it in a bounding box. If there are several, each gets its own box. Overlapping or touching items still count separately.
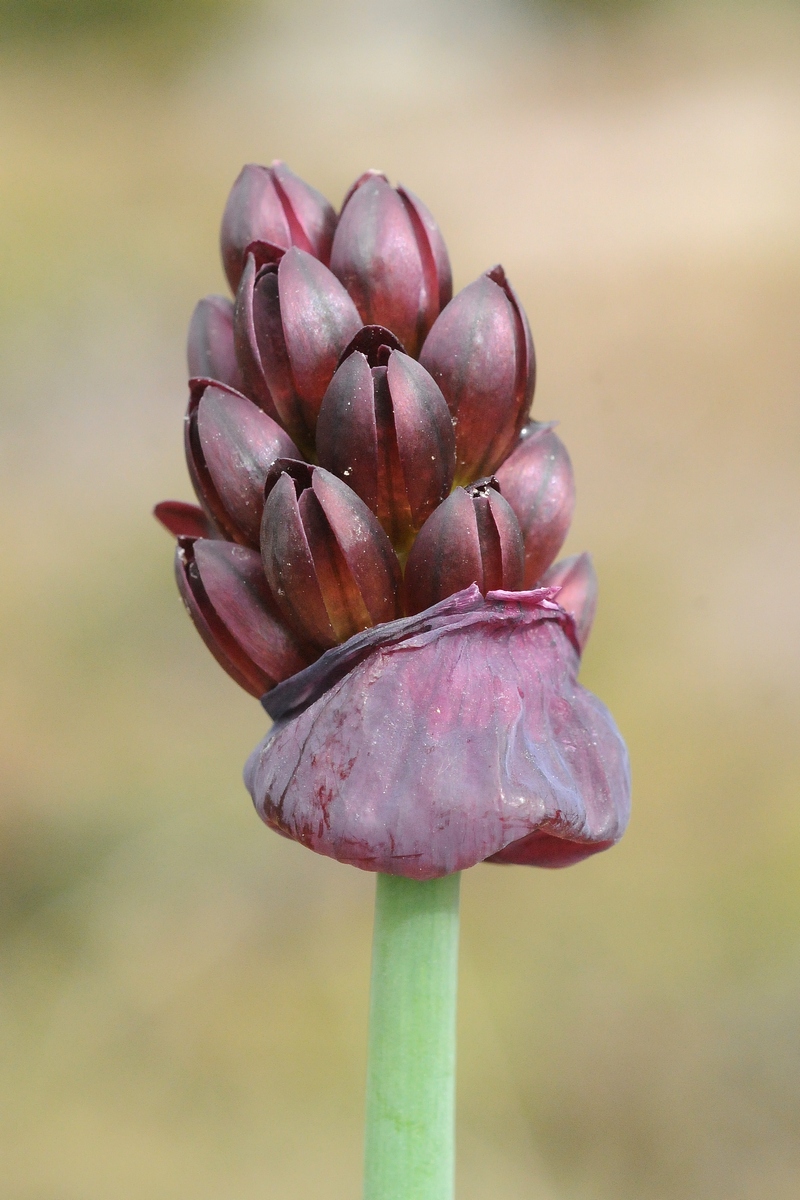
[363,872,461,1200]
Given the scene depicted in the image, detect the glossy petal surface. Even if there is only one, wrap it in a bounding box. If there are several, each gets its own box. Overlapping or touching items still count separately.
[261,471,338,648]
[316,350,454,548]
[269,248,362,439]
[186,295,244,393]
[420,268,534,481]
[176,538,310,697]
[315,352,381,507]
[330,174,451,357]
[387,351,455,530]
[270,160,336,265]
[220,162,336,292]
[185,382,299,547]
[234,248,361,448]
[404,482,524,613]
[398,185,452,313]
[496,422,575,586]
[246,587,630,879]
[261,465,402,649]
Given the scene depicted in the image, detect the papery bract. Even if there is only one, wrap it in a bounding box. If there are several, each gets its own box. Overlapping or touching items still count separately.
[246,587,630,879]
[185,380,299,547]
[176,538,311,697]
[187,295,245,394]
[330,172,452,357]
[419,266,535,482]
[316,346,455,550]
[404,479,524,614]
[261,462,403,649]
[495,422,575,586]
[220,161,336,292]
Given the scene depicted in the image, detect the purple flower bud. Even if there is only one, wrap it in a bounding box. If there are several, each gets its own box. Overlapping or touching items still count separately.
[186,295,245,393]
[175,538,311,697]
[246,587,630,878]
[404,479,524,615]
[542,553,598,653]
[184,380,299,548]
[337,323,406,363]
[330,172,452,357]
[234,246,362,449]
[495,422,575,587]
[220,161,336,293]
[261,462,402,649]
[419,265,535,482]
[316,345,455,551]
[154,500,215,540]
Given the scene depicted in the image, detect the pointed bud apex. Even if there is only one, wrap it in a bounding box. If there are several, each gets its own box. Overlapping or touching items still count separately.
[330,174,452,357]
[176,538,311,697]
[184,381,299,548]
[186,296,244,393]
[495,422,575,586]
[261,464,402,648]
[337,324,406,366]
[234,247,362,448]
[316,349,455,551]
[220,161,336,293]
[404,478,524,614]
[542,553,598,653]
[420,266,536,483]
[338,168,385,212]
[154,500,215,540]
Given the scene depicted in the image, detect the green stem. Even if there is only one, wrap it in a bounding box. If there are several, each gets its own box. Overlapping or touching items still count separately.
[363,871,461,1200]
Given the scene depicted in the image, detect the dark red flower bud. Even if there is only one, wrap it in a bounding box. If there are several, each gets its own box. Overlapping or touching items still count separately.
[419,265,535,483]
[330,172,452,357]
[337,323,406,364]
[220,161,336,293]
[154,500,215,540]
[234,246,362,449]
[541,553,598,653]
[185,380,299,548]
[404,479,524,614]
[186,295,245,393]
[176,538,311,697]
[495,422,575,587]
[261,462,402,648]
[316,346,455,552]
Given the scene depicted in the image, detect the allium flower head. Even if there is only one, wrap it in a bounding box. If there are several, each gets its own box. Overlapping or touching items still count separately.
[156,164,630,879]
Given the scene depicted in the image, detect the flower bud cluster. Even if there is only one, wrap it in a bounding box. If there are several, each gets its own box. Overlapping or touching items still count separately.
[156,161,593,696]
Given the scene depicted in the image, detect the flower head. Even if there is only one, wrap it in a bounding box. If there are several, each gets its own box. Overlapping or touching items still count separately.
[156,162,630,878]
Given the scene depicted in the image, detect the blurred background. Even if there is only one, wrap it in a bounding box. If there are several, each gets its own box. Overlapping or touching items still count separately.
[1,0,799,1196]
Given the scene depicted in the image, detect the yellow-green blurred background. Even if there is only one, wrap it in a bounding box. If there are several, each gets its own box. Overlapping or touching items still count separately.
[2,0,799,1196]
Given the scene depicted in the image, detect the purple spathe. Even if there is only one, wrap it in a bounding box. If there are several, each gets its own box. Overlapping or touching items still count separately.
[245,585,630,879]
